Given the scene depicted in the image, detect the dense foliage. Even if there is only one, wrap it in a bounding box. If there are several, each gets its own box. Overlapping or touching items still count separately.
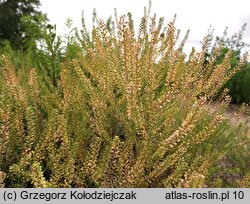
[0,5,249,188]
[0,0,46,50]
[207,24,250,103]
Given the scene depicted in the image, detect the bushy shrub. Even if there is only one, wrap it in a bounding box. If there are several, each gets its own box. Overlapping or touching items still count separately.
[0,6,249,188]
[224,64,250,103]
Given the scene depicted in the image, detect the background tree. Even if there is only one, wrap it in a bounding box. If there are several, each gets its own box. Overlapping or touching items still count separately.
[0,0,46,50]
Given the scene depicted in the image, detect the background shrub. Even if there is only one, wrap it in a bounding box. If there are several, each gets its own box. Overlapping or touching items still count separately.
[225,64,250,104]
[206,24,250,104]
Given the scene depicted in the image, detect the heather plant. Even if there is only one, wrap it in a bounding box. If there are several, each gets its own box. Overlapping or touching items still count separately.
[0,5,249,188]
